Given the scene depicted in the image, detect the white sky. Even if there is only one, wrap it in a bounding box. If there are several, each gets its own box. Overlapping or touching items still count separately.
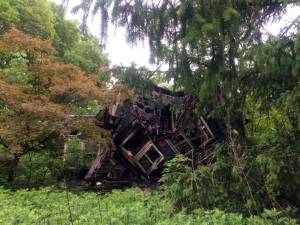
[50,0,300,69]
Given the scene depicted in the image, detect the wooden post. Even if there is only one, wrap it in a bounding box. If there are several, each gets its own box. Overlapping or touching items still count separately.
[63,142,68,162]
[80,141,85,165]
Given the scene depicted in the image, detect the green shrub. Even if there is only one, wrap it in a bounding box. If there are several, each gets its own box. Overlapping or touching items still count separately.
[0,145,64,187]
[13,151,64,187]
[161,144,299,215]
[161,154,238,212]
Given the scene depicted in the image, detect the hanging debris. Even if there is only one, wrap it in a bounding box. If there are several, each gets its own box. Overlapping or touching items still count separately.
[82,86,225,188]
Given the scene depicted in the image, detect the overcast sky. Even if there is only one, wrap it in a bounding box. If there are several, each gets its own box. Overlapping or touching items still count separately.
[50,0,300,69]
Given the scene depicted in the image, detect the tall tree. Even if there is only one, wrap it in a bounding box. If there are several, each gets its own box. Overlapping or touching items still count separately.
[72,1,294,119]
[0,29,113,181]
[72,0,300,212]
[0,0,57,39]
[0,0,19,34]
[63,35,109,74]
[52,3,81,58]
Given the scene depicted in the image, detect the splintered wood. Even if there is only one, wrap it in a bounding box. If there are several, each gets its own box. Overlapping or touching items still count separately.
[84,147,108,181]
[70,85,225,188]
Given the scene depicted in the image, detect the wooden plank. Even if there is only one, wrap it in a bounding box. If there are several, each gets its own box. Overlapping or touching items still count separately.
[84,146,108,181]
[199,116,215,138]
[63,143,68,162]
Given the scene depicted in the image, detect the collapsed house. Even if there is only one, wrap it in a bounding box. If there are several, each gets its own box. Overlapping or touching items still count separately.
[80,86,224,188]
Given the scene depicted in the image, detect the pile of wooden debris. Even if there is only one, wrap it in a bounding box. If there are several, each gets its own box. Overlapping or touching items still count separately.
[83,86,224,188]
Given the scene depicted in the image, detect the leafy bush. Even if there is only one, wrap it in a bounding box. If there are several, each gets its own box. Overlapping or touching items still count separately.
[0,53,30,86]
[0,150,64,188]
[14,151,64,187]
[72,99,100,115]
[161,146,300,216]
[161,154,239,212]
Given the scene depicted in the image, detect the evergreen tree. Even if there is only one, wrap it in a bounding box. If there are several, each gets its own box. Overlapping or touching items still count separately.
[72,0,300,213]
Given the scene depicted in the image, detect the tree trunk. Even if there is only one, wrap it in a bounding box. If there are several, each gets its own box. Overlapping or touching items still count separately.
[7,153,20,183]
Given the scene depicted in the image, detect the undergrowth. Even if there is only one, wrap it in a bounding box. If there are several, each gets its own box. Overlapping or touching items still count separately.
[0,187,297,225]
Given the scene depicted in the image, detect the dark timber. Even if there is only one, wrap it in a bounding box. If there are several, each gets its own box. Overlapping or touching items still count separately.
[70,86,224,188]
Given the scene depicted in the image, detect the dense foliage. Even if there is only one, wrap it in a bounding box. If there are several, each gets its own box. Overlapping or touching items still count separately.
[72,0,300,215]
[0,0,299,223]
[0,0,109,75]
[0,0,114,185]
[0,0,55,39]
[0,187,297,225]
[0,28,114,183]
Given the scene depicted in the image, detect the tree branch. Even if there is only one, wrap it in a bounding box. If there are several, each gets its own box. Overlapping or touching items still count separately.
[279,14,300,38]
[0,136,9,149]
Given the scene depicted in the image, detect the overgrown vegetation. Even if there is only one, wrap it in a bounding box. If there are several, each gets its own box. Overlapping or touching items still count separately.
[75,0,300,215]
[0,187,298,225]
[0,0,299,224]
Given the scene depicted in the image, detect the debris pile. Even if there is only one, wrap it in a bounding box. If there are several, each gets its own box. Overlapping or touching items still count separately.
[84,86,224,187]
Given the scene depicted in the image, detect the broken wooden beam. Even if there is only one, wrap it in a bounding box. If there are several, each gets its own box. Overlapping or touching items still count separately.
[84,146,108,181]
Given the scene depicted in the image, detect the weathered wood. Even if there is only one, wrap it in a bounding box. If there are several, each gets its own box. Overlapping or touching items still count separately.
[80,142,85,164]
[63,142,68,162]
[84,146,108,181]
[83,85,224,186]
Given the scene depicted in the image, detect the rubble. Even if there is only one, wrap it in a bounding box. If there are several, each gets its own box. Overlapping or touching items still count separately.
[82,86,225,188]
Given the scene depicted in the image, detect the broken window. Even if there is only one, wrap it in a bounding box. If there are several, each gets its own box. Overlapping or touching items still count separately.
[135,142,164,176]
